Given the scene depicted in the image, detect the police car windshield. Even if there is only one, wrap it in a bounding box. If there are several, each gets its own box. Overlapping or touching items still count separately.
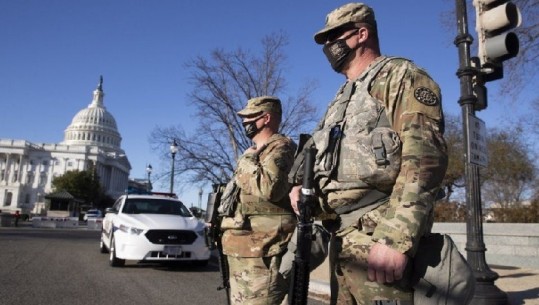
[122,199,192,217]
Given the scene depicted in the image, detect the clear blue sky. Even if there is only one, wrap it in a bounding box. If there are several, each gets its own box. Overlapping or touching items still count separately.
[0,0,526,206]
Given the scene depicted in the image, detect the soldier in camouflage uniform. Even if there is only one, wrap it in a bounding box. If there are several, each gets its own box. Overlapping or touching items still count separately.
[221,96,297,305]
[289,3,448,305]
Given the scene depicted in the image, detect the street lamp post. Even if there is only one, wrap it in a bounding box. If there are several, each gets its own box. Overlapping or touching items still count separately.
[169,139,178,194]
[198,188,203,209]
[146,164,152,192]
[454,1,507,304]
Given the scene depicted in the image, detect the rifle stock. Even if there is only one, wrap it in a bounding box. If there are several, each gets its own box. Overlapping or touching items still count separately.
[205,183,231,305]
[289,147,317,305]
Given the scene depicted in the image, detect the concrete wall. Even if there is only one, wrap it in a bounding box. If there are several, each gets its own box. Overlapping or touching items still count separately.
[433,223,539,269]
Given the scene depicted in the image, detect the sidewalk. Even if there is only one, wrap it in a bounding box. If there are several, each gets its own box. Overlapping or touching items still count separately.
[309,259,539,305]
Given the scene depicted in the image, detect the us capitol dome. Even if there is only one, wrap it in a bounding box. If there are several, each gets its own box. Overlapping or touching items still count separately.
[0,76,131,216]
[63,76,122,149]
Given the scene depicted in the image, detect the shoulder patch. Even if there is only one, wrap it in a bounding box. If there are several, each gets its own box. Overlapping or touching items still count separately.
[414,87,439,106]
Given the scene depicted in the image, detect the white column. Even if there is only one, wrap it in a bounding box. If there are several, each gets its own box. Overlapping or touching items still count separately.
[47,158,56,190]
[0,153,5,182]
[17,154,23,182]
[5,154,11,184]
[51,158,56,174]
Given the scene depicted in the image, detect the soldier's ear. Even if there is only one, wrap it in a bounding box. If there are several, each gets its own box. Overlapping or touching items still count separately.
[356,26,369,44]
[263,113,271,125]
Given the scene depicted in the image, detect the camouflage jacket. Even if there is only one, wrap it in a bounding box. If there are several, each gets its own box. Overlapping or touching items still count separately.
[325,56,448,256]
[222,133,297,258]
[369,57,447,255]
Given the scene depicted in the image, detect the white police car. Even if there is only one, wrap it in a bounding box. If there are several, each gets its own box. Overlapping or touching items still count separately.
[100,193,210,267]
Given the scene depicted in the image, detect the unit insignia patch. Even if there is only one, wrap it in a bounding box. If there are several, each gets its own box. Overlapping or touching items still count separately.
[414,87,439,106]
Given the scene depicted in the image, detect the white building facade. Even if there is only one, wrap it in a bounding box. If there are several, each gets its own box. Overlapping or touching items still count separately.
[0,77,131,215]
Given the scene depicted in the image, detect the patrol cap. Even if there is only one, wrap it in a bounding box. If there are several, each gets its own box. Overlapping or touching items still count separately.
[314,2,377,45]
[237,96,282,117]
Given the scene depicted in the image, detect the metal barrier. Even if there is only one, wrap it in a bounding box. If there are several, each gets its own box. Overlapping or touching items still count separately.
[87,218,103,230]
[0,213,14,227]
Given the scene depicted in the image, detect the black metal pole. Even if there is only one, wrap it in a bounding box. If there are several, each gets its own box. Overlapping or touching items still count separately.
[146,164,152,192]
[454,1,508,304]
[170,152,175,194]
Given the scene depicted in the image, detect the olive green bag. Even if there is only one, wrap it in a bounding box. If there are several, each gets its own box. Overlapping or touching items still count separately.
[412,233,475,305]
[278,223,330,279]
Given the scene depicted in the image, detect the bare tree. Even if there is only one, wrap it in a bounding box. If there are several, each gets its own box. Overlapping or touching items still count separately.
[439,114,536,204]
[527,96,539,143]
[481,127,536,208]
[150,32,318,188]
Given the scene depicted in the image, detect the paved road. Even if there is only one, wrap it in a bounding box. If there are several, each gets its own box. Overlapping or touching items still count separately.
[0,226,328,305]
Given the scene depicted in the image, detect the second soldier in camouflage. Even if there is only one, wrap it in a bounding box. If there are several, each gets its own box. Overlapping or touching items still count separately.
[221,96,297,305]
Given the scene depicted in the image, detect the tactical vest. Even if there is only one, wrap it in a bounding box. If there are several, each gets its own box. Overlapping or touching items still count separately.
[238,135,295,216]
[312,57,402,203]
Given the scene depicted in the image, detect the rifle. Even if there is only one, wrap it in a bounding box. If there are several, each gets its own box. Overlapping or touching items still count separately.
[288,146,318,305]
[204,183,230,305]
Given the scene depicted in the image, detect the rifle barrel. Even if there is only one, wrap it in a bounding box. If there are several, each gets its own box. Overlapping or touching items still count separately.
[289,147,317,305]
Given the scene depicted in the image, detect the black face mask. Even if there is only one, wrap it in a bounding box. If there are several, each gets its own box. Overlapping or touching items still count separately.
[243,121,260,139]
[242,114,265,139]
[322,29,359,72]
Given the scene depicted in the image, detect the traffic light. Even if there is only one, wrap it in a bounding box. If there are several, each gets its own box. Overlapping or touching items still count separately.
[471,57,488,111]
[473,0,521,82]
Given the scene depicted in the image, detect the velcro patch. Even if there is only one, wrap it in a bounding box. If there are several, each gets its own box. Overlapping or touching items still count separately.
[274,156,289,170]
[414,87,439,106]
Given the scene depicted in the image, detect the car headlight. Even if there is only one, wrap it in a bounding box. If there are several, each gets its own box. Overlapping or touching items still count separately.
[118,224,144,235]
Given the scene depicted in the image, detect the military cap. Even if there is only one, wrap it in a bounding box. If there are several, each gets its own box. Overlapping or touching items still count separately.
[314,2,377,44]
[237,96,282,117]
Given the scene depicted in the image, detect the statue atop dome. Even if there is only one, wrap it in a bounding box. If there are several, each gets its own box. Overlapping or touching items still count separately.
[90,76,105,108]
[97,75,103,91]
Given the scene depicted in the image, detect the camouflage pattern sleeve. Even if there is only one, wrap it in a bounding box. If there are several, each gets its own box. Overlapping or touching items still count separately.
[235,134,296,202]
[369,59,448,255]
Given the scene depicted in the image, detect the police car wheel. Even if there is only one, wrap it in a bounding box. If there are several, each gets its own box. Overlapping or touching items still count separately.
[109,235,125,267]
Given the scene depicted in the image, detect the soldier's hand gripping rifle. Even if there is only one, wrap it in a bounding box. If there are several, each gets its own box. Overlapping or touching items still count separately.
[204,183,230,305]
[288,147,318,305]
